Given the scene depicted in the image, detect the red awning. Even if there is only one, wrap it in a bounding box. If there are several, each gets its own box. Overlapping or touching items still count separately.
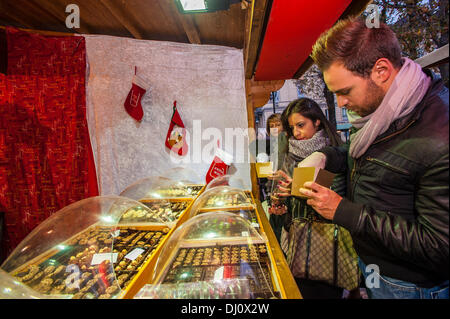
[254,0,352,80]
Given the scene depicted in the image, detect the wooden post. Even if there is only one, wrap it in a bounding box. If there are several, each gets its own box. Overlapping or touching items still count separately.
[245,79,260,200]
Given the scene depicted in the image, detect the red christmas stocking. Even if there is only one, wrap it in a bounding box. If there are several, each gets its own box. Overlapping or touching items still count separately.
[124,67,149,122]
[165,101,188,156]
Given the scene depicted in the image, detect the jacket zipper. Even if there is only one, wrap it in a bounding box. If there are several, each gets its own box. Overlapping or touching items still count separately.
[366,157,410,175]
[333,225,338,287]
[350,159,360,200]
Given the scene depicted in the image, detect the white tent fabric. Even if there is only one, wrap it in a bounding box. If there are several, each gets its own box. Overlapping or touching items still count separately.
[84,34,251,195]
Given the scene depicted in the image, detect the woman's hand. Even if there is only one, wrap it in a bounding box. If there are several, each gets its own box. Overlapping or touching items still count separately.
[272,170,292,198]
[268,203,287,215]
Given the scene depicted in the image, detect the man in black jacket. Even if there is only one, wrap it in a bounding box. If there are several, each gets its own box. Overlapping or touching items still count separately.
[296,17,449,298]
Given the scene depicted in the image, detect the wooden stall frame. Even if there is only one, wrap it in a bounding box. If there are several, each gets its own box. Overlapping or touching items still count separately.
[246,191,302,299]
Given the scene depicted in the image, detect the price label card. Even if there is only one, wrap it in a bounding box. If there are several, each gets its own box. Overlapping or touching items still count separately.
[214,266,224,280]
[125,248,145,261]
[91,253,118,265]
[251,222,260,228]
[241,231,249,237]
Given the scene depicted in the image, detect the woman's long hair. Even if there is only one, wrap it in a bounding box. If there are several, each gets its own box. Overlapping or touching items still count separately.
[281,97,343,147]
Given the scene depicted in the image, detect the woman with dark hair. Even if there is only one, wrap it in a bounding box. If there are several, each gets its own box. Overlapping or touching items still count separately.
[270,97,359,299]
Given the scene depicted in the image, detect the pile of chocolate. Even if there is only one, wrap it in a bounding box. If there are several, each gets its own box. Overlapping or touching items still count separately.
[120,201,190,223]
[154,185,203,198]
[162,244,276,298]
[204,194,252,208]
[12,226,169,299]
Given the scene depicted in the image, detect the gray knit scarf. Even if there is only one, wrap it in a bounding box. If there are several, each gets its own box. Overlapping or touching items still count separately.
[349,57,431,158]
[288,129,328,159]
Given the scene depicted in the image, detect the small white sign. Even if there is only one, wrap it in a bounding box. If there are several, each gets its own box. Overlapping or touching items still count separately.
[214,266,224,281]
[241,231,249,237]
[251,222,259,228]
[125,248,145,261]
[91,253,118,265]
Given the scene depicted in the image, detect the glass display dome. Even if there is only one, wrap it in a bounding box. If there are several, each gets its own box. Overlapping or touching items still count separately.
[161,166,202,184]
[205,174,249,191]
[0,268,53,299]
[135,212,278,299]
[188,186,254,219]
[121,176,203,200]
[1,195,166,299]
[120,176,203,226]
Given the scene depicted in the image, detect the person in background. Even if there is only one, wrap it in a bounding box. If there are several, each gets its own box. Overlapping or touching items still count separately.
[264,113,288,242]
[271,97,359,299]
[296,17,449,299]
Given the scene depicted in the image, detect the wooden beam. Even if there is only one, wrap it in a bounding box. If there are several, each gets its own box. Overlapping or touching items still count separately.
[0,25,75,37]
[244,0,272,79]
[99,0,145,39]
[26,0,93,35]
[415,44,449,68]
[177,14,201,44]
[245,78,260,200]
[161,0,201,44]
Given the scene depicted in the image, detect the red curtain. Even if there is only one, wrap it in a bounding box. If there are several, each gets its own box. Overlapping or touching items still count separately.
[0,28,98,257]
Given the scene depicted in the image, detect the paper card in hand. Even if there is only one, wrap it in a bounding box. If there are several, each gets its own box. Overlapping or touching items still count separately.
[291,167,336,198]
[255,162,273,178]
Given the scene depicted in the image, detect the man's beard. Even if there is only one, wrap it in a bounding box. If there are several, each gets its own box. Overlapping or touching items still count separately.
[359,79,385,117]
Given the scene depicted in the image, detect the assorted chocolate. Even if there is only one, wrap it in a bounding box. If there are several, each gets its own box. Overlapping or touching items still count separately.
[197,209,260,230]
[185,216,257,239]
[12,226,169,299]
[162,244,277,298]
[153,185,203,198]
[204,193,252,208]
[120,201,190,224]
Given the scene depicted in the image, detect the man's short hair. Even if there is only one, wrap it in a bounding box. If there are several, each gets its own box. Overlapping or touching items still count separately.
[311,17,403,77]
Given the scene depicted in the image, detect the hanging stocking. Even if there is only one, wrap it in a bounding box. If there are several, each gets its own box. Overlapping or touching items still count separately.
[165,100,188,156]
[124,66,149,122]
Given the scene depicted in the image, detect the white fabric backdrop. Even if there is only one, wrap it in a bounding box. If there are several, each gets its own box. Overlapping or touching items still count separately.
[84,34,251,195]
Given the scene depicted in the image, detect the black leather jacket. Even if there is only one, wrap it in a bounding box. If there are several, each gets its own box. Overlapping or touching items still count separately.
[320,71,449,287]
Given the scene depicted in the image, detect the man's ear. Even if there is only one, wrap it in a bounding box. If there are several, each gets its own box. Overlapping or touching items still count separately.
[370,58,395,86]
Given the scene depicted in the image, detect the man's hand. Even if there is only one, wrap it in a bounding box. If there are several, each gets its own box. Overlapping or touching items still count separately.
[299,181,342,220]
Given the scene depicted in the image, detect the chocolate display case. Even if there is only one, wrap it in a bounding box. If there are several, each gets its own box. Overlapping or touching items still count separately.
[0,196,174,299]
[135,212,283,299]
[161,166,203,185]
[188,186,261,232]
[119,176,205,227]
[0,268,50,299]
[189,186,254,215]
[205,174,248,191]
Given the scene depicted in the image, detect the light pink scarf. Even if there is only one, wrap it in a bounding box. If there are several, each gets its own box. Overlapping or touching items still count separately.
[349,57,431,159]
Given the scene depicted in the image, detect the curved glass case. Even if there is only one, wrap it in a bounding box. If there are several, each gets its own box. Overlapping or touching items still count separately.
[0,268,52,299]
[1,195,169,299]
[135,212,279,299]
[120,176,204,226]
[188,186,253,219]
[161,167,202,184]
[205,174,248,191]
